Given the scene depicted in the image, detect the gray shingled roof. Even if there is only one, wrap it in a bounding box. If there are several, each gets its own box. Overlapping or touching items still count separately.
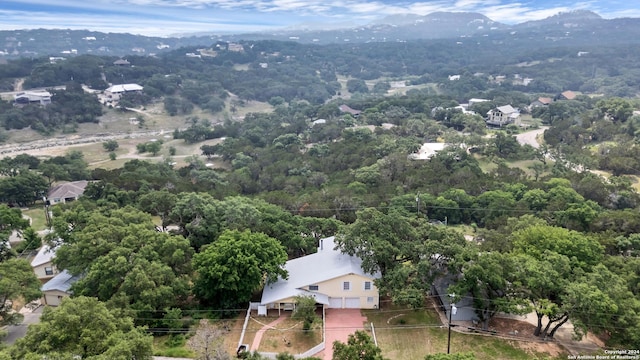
[47,180,88,200]
[261,236,379,305]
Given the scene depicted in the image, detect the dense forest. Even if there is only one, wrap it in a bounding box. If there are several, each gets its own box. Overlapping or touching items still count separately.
[1,32,640,358]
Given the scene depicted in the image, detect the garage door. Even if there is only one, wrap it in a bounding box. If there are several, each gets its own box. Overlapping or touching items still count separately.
[345,297,360,308]
[329,297,342,308]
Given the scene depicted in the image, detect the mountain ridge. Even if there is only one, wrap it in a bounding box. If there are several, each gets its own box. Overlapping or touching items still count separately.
[2,10,640,59]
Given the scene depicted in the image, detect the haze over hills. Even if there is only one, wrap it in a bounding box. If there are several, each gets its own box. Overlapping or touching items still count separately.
[0,10,639,59]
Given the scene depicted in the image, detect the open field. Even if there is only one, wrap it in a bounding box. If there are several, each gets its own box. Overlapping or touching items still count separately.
[364,305,566,360]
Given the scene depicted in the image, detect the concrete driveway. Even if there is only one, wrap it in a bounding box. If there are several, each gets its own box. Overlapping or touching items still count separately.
[3,305,43,345]
[314,309,367,360]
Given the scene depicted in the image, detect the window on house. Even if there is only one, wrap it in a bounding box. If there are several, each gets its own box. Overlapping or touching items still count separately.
[45,267,54,276]
[367,297,374,303]
[309,285,319,291]
[364,281,371,290]
[343,281,350,291]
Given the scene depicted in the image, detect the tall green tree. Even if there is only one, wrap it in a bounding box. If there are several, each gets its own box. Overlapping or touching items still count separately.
[449,251,529,330]
[0,258,41,326]
[53,207,193,321]
[11,296,153,360]
[193,229,288,309]
[337,208,468,307]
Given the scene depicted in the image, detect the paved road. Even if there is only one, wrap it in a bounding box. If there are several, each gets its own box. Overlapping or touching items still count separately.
[3,306,43,345]
[515,127,548,148]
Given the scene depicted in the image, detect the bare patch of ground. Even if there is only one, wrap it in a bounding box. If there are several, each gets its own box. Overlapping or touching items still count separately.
[488,317,565,358]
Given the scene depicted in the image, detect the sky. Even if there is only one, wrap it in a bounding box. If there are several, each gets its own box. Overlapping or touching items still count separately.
[1,0,639,37]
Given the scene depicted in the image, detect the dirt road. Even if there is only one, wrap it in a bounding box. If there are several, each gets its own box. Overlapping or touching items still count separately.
[0,130,170,157]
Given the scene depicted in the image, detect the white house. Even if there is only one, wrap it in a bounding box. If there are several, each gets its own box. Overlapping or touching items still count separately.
[14,90,51,106]
[486,105,520,127]
[261,236,380,313]
[41,270,79,306]
[31,245,59,282]
[104,83,143,101]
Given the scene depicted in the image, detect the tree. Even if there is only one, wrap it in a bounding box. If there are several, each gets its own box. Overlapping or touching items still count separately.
[337,208,468,307]
[449,251,529,330]
[11,296,153,359]
[596,97,634,122]
[0,171,48,206]
[13,227,41,254]
[193,229,288,309]
[512,224,603,271]
[52,206,193,322]
[102,140,119,152]
[332,330,385,360]
[188,319,231,360]
[0,204,30,260]
[510,252,572,338]
[346,79,369,94]
[336,208,418,277]
[0,258,41,326]
[137,190,177,231]
[292,296,319,332]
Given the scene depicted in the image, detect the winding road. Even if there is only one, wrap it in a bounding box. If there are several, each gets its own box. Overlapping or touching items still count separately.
[515,126,548,148]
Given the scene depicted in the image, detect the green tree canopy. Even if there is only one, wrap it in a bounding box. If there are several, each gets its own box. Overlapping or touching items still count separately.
[193,229,288,309]
[0,258,41,326]
[11,296,152,360]
[52,206,193,321]
[332,330,386,360]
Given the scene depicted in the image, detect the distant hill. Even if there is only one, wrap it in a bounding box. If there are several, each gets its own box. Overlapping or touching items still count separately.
[2,11,640,58]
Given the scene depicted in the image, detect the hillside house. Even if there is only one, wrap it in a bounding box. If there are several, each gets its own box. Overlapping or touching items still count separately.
[486,105,520,127]
[261,236,380,313]
[113,59,130,66]
[31,245,59,282]
[530,97,553,108]
[104,83,143,101]
[14,90,51,106]
[558,90,577,100]
[46,180,89,205]
[41,270,79,306]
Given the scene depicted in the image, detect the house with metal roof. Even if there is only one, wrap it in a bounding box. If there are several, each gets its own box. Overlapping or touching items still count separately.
[14,90,51,106]
[486,105,520,127]
[104,83,143,101]
[41,270,80,306]
[31,245,59,282]
[46,180,88,205]
[261,236,380,313]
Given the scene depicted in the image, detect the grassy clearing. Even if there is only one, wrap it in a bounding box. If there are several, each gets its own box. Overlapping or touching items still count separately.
[22,207,48,231]
[364,306,563,360]
[153,335,195,358]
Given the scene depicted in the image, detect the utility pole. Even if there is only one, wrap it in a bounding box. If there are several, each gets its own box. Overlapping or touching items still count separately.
[416,192,420,217]
[447,294,457,354]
